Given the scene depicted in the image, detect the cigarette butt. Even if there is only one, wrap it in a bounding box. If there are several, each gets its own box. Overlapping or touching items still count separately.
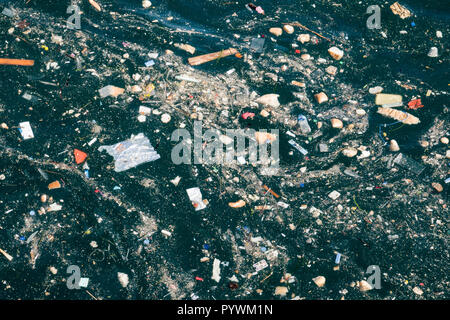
[0,248,13,261]
[0,58,35,66]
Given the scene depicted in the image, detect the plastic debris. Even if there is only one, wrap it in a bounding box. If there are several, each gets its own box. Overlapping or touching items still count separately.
[297,114,311,134]
[48,203,63,212]
[393,153,425,175]
[253,259,268,272]
[186,187,207,211]
[328,47,344,60]
[48,181,61,190]
[274,286,288,296]
[375,94,403,105]
[241,112,255,120]
[98,85,125,98]
[211,258,221,283]
[427,47,438,58]
[98,133,160,172]
[78,278,89,288]
[0,0,446,302]
[390,2,412,19]
[255,94,280,108]
[1,8,16,17]
[228,200,246,208]
[335,253,341,264]
[246,3,264,15]
[74,149,88,164]
[117,272,129,288]
[313,276,326,287]
[250,38,265,53]
[161,230,172,237]
[288,139,308,155]
[407,99,424,110]
[175,75,200,83]
[0,58,34,66]
[18,122,34,140]
[328,190,341,200]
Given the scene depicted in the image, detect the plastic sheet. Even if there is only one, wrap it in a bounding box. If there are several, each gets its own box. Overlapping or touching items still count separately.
[98,133,160,172]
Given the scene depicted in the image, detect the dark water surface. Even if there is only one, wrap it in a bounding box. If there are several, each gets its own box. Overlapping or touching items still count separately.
[0,0,448,300]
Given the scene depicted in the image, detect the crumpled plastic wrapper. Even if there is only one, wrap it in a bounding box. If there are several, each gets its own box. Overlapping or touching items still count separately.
[98,133,160,172]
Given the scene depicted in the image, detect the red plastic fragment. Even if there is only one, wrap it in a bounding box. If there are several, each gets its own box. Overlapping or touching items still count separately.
[407,99,424,110]
[241,112,255,120]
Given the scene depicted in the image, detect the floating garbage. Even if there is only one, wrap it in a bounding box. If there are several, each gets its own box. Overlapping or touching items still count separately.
[0,58,34,66]
[18,122,34,140]
[250,38,265,53]
[0,248,13,261]
[98,85,125,98]
[188,48,238,66]
[74,149,88,164]
[186,187,207,211]
[375,94,403,105]
[0,0,447,302]
[98,133,160,172]
[377,107,420,125]
[288,139,308,155]
[390,2,412,19]
[297,114,311,134]
[228,200,246,208]
[393,153,425,175]
[175,75,200,83]
[211,258,221,283]
[253,259,268,272]
[1,7,15,17]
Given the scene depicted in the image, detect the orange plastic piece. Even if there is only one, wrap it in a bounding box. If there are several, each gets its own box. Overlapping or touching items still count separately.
[48,181,61,190]
[0,58,34,66]
[74,149,88,164]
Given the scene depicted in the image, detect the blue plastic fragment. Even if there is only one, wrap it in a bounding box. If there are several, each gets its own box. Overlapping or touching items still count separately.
[19,236,26,241]
[143,239,150,245]
[335,253,341,264]
[29,210,36,216]
[203,244,210,250]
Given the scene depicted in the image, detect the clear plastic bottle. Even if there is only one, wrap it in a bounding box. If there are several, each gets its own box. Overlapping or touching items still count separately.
[297,114,311,134]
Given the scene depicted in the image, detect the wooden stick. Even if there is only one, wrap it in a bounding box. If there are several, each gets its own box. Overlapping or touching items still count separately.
[0,58,34,66]
[188,48,238,66]
[283,22,331,42]
[85,290,99,300]
[0,248,13,261]
[260,271,273,283]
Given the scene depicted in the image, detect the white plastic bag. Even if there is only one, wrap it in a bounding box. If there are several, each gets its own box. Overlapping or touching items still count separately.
[98,133,160,172]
